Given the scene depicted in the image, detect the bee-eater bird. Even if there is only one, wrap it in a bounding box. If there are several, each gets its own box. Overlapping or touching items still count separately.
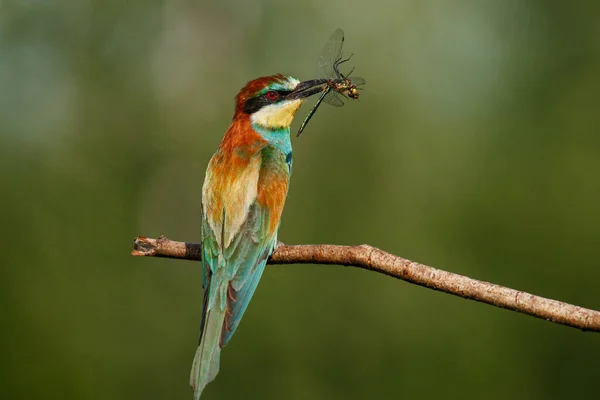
[190,74,325,399]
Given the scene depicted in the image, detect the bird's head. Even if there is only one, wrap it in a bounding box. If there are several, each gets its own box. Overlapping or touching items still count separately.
[234,74,325,129]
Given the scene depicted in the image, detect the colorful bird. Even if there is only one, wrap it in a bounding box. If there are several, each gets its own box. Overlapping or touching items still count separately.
[189,74,325,399]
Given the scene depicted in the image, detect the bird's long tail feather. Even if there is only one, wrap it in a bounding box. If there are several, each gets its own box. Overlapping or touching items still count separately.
[189,281,227,399]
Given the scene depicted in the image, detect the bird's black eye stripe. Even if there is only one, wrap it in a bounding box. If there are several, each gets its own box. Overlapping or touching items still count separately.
[243,90,293,114]
[279,90,293,96]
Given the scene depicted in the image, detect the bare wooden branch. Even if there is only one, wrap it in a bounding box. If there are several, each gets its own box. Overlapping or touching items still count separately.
[132,235,600,333]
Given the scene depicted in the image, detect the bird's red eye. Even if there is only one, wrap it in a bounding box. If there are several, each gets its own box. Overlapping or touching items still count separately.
[266,91,278,100]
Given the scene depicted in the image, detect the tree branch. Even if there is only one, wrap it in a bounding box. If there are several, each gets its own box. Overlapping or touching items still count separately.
[131,235,600,333]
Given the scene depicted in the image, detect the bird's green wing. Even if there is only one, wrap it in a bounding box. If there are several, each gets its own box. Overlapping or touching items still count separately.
[191,204,276,399]
[220,201,276,346]
[198,201,277,347]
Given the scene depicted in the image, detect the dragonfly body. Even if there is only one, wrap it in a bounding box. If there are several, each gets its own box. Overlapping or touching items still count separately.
[335,79,360,100]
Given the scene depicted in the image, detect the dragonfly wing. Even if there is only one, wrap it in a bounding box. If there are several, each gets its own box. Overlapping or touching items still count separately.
[322,90,344,107]
[350,77,366,86]
[318,28,344,79]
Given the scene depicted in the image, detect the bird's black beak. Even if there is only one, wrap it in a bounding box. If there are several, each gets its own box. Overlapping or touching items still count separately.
[288,79,328,100]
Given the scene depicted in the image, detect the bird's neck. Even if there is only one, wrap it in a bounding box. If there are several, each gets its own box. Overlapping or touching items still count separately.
[251,123,292,158]
[219,116,292,159]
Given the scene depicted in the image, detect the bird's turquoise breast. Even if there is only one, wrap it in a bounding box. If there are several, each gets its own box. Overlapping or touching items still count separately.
[252,124,293,174]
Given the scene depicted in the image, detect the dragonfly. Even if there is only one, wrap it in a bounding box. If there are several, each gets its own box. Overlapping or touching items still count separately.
[297,28,366,136]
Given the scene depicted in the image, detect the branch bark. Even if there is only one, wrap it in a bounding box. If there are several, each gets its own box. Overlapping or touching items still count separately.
[132,235,600,333]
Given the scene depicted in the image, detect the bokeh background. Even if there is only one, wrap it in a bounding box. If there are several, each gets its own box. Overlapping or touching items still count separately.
[2,1,599,399]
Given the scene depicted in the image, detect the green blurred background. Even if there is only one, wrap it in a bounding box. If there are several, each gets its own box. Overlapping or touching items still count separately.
[2,0,599,399]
